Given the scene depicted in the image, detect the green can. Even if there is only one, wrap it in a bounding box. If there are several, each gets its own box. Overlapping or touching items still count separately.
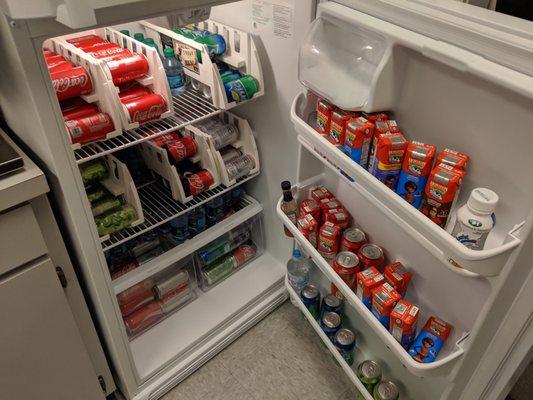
[300,284,321,320]
[373,381,399,400]
[95,205,136,237]
[91,196,122,217]
[357,360,382,396]
[224,75,259,103]
[79,160,108,186]
[134,33,145,42]
[86,186,108,203]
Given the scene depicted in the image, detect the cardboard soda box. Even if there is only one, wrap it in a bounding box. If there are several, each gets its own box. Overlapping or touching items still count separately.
[329,109,354,146]
[356,266,384,309]
[435,148,469,172]
[409,316,452,363]
[371,282,401,328]
[396,141,436,209]
[343,116,375,168]
[390,299,419,349]
[315,99,335,137]
[421,164,464,228]
[383,262,413,296]
[318,221,342,254]
[368,132,408,190]
[297,214,319,248]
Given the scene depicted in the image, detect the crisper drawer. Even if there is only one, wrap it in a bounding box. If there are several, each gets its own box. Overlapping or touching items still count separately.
[0,204,47,275]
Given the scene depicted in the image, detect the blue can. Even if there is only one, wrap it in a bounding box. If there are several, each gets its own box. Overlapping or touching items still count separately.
[300,284,321,320]
[320,311,342,341]
[170,214,189,243]
[334,328,356,366]
[189,206,207,235]
[206,197,225,226]
[321,294,343,316]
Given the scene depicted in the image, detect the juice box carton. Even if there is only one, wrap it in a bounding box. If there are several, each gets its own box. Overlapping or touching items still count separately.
[390,299,419,349]
[315,98,335,137]
[300,199,321,225]
[356,266,384,309]
[383,262,413,296]
[329,109,355,146]
[421,164,465,228]
[371,282,401,328]
[343,116,375,168]
[396,141,436,209]
[310,185,334,202]
[435,148,469,172]
[409,316,452,363]
[362,111,390,122]
[319,197,343,223]
[324,208,350,229]
[297,214,318,248]
[318,221,342,254]
[368,132,408,190]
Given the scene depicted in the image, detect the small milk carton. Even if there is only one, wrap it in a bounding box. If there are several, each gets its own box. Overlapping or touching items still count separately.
[435,148,469,172]
[315,99,335,137]
[368,132,408,190]
[342,116,375,168]
[329,109,354,147]
[383,262,413,296]
[371,282,401,328]
[390,299,419,349]
[356,267,384,309]
[409,316,452,363]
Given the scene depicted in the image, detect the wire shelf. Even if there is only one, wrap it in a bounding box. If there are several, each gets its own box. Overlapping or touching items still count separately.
[100,172,259,251]
[74,89,221,164]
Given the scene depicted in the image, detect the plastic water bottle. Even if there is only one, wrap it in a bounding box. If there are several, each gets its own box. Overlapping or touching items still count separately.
[287,249,310,292]
[163,47,186,96]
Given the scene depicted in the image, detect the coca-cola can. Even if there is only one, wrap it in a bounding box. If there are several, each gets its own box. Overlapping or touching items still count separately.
[165,137,197,162]
[62,103,99,121]
[124,301,163,335]
[67,34,106,47]
[340,228,367,253]
[332,251,360,290]
[232,244,257,268]
[150,133,181,147]
[43,49,56,58]
[357,243,385,271]
[45,55,67,66]
[106,53,149,84]
[88,44,130,60]
[48,61,74,73]
[122,93,168,124]
[51,66,93,101]
[184,169,215,196]
[119,84,152,102]
[65,112,115,145]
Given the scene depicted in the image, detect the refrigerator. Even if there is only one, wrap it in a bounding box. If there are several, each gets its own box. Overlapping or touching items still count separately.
[0,0,532,399]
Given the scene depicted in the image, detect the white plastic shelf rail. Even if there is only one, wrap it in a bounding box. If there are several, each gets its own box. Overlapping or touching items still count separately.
[140,19,264,110]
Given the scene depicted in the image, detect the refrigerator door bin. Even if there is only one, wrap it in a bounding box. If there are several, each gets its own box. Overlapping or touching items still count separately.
[190,112,260,187]
[117,256,197,340]
[195,213,264,291]
[140,19,264,110]
[291,89,525,277]
[276,175,490,377]
[137,130,220,203]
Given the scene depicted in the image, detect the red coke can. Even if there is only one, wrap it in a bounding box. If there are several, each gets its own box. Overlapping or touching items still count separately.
[151,133,181,147]
[165,137,197,162]
[124,301,163,335]
[65,112,115,145]
[122,93,168,124]
[105,53,149,84]
[183,170,215,196]
[51,66,93,101]
[119,85,152,102]
[46,55,67,67]
[67,34,106,47]
[88,44,129,60]
[62,103,99,120]
[43,49,56,58]
[331,251,360,297]
[49,61,74,73]
[340,228,367,253]
[358,243,385,271]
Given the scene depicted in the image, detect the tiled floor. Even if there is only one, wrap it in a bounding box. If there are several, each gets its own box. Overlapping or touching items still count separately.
[161,300,359,400]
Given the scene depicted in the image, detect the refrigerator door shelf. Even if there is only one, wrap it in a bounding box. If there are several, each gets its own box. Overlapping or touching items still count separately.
[190,112,260,187]
[285,277,374,400]
[74,90,221,164]
[291,92,523,277]
[277,180,478,377]
[140,19,264,110]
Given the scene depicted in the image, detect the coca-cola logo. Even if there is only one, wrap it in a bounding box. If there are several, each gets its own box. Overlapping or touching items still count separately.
[186,173,205,194]
[53,73,89,93]
[169,141,187,161]
[132,104,166,123]
[91,47,125,57]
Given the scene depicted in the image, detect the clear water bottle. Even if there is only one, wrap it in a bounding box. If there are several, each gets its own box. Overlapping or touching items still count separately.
[163,47,186,96]
[287,249,310,292]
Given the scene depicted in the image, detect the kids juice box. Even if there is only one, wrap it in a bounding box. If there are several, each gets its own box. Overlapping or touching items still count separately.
[329,109,354,146]
[324,208,350,229]
[343,116,375,168]
[390,299,419,349]
[396,141,436,209]
[421,164,465,228]
[383,262,413,296]
[368,132,408,190]
[409,316,452,363]
[371,282,401,328]
[356,266,384,309]
[316,99,335,137]
[435,148,469,172]
[362,111,390,122]
[310,185,334,202]
[297,214,318,248]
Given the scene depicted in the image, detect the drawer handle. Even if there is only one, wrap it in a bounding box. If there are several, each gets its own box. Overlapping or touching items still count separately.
[56,266,68,288]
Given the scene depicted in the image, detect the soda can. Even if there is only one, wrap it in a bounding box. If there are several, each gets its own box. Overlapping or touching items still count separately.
[122,93,168,124]
[183,169,215,196]
[210,124,239,150]
[170,214,189,243]
[62,103,99,121]
[232,244,257,268]
[320,311,341,340]
[220,70,242,84]
[206,197,225,226]
[124,301,163,335]
[51,66,93,101]
[48,61,75,73]
[225,154,255,180]
[165,137,197,162]
[373,381,399,400]
[221,147,243,163]
[79,159,108,185]
[321,293,342,315]
[119,84,152,102]
[340,228,367,253]
[91,196,122,217]
[151,133,181,147]
[300,284,321,320]
[158,287,192,313]
[87,43,129,59]
[154,270,189,299]
[67,34,106,47]
[224,75,259,102]
[106,53,150,84]
[65,112,115,145]
[332,251,360,291]
[188,206,207,235]
[117,280,154,317]
[319,250,336,267]
[358,244,385,271]
[202,85,212,99]
[357,360,382,394]
[334,328,356,366]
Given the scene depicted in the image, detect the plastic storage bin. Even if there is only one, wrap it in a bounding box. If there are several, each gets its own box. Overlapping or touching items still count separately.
[195,214,264,291]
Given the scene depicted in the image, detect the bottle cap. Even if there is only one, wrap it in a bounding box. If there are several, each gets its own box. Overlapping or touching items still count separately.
[134,33,144,41]
[292,249,301,258]
[467,188,499,214]
[164,47,175,57]
[281,181,291,191]
[120,30,130,36]
[143,38,155,45]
